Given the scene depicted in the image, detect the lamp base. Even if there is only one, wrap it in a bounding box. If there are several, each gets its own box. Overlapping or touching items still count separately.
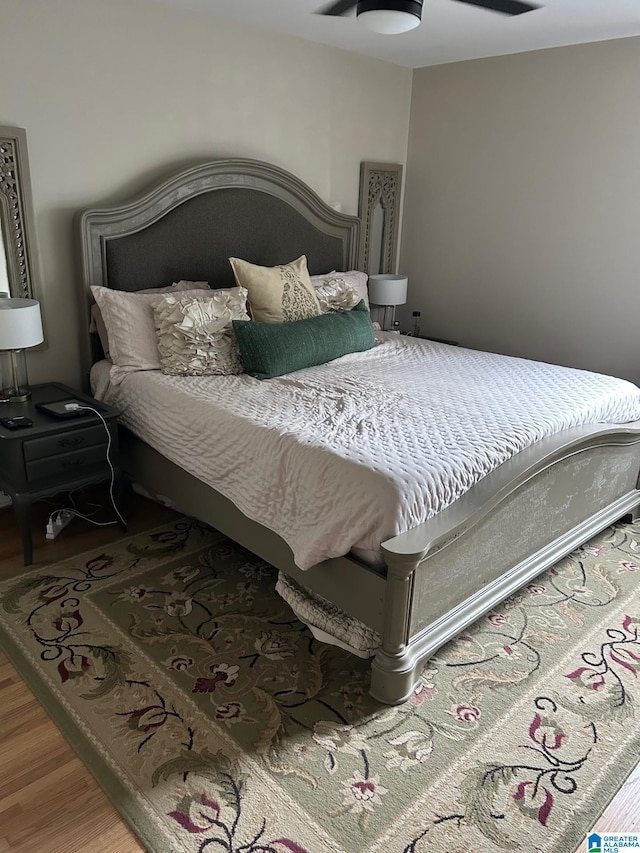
[381,305,396,332]
[5,391,31,403]
[0,349,31,403]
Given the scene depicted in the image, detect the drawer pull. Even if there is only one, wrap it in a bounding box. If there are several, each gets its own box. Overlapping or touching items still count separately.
[61,457,86,469]
[23,424,108,462]
[60,437,85,448]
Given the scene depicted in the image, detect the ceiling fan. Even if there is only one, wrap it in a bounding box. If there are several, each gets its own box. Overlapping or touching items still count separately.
[317,0,540,35]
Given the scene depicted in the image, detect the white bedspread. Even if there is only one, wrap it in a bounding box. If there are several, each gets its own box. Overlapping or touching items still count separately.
[93,335,640,570]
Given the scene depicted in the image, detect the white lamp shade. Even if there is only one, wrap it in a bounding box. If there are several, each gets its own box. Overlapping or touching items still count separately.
[368,274,408,306]
[0,298,44,350]
[357,8,421,33]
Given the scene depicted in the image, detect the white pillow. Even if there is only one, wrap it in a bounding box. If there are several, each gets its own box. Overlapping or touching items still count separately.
[90,280,209,357]
[168,280,209,292]
[153,289,249,376]
[91,285,211,384]
[310,270,369,309]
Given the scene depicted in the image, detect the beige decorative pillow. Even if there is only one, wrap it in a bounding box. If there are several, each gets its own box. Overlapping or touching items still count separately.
[310,270,369,309]
[229,255,321,323]
[153,288,249,376]
[314,278,363,313]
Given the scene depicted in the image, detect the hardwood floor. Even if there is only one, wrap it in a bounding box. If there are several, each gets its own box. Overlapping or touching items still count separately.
[0,487,175,853]
[0,488,638,851]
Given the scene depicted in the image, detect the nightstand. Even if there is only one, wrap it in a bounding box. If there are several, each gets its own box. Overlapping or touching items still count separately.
[0,383,125,566]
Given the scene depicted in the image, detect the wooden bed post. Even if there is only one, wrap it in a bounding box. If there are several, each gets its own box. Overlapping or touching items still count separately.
[370,549,426,705]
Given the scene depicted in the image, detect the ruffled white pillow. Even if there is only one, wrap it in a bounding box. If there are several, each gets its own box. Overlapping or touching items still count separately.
[310,270,369,309]
[91,284,211,385]
[153,288,249,376]
[313,278,362,313]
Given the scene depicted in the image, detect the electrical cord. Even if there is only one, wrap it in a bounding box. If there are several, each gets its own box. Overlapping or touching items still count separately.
[69,487,103,518]
[46,403,126,531]
[40,487,100,515]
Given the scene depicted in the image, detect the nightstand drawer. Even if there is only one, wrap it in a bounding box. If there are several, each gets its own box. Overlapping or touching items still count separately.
[25,445,109,483]
[23,425,108,461]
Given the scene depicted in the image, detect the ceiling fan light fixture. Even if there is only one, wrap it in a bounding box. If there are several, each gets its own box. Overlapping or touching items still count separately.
[356,0,422,34]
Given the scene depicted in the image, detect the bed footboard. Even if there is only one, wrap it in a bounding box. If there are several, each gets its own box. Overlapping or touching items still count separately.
[370,426,640,704]
[120,424,640,707]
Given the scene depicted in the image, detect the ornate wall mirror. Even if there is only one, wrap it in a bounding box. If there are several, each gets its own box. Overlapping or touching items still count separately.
[358,161,403,275]
[0,126,38,298]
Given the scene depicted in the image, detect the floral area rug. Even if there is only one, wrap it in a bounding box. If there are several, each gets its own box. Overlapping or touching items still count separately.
[1,517,639,853]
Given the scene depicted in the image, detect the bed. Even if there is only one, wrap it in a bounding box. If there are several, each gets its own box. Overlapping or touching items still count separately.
[77,157,640,705]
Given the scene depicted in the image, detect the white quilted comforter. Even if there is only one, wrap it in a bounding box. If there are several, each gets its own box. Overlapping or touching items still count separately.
[94,335,640,570]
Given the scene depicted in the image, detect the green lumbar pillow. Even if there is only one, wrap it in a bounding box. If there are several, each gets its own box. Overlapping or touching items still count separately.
[233,300,375,380]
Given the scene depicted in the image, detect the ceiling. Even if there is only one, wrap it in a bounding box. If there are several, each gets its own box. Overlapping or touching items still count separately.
[148,0,640,68]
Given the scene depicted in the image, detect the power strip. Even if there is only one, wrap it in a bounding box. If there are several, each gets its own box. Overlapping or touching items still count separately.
[46,510,74,540]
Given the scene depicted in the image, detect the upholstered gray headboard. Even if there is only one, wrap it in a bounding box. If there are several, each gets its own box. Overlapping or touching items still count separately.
[77,158,360,372]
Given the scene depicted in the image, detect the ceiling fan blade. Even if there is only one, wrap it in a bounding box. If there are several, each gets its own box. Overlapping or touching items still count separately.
[453,0,539,14]
[316,0,357,15]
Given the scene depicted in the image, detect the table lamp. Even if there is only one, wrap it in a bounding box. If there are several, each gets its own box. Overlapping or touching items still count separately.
[0,298,44,402]
[367,274,408,331]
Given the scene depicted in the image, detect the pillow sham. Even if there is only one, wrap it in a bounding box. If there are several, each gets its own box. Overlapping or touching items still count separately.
[229,254,321,324]
[153,289,249,376]
[90,280,209,357]
[233,300,374,380]
[90,284,211,382]
[310,270,369,309]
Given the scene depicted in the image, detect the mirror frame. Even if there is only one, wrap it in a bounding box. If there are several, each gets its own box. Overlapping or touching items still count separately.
[358,161,403,275]
[0,125,38,298]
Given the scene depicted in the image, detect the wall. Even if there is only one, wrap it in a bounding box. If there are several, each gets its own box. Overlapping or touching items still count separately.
[0,0,411,388]
[402,37,640,385]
